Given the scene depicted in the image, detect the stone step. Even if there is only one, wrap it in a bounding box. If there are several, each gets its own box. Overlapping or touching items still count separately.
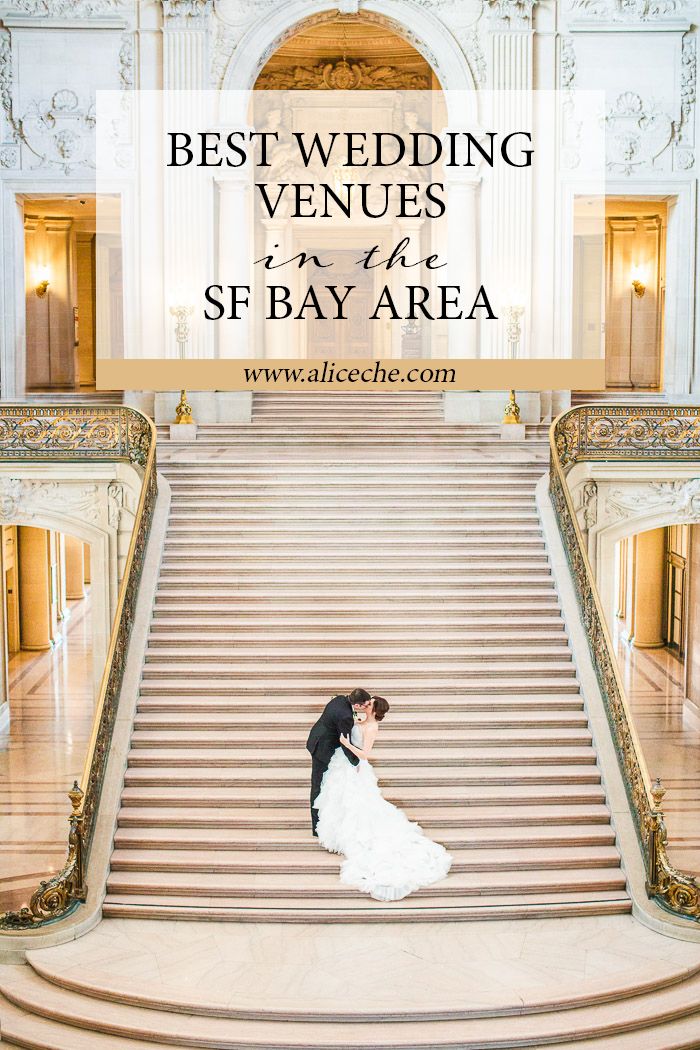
[145,628,567,646]
[164,527,547,542]
[17,947,700,1050]
[149,604,564,619]
[134,694,585,713]
[113,823,616,851]
[128,723,590,745]
[109,845,622,875]
[100,894,631,925]
[165,465,544,476]
[143,646,572,664]
[114,798,611,829]
[136,679,582,696]
[157,558,553,573]
[104,867,627,900]
[133,705,586,728]
[166,505,543,518]
[138,665,578,681]
[153,580,558,595]
[119,765,602,792]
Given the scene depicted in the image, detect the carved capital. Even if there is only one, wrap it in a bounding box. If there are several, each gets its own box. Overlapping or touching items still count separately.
[487,0,537,25]
[161,0,213,20]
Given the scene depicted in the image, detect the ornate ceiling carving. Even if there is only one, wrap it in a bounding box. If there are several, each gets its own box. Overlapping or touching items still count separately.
[255,58,430,91]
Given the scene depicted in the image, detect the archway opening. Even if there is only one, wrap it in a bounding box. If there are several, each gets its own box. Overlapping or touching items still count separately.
[612,523,700,874]
[249,13,446,361]
[0,524,93,914]
[253,13,440,92]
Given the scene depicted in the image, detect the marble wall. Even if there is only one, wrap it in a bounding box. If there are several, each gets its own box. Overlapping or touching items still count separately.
[0,0,696,407]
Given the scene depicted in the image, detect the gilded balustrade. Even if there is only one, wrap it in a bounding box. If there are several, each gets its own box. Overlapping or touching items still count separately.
[550,404,700,921]
[0,406,157,931]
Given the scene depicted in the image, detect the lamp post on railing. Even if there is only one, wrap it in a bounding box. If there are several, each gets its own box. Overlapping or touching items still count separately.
[169,304,195,425]
[503,304,524,424]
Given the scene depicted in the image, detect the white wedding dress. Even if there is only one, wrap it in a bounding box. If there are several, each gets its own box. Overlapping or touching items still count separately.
[315,724,452,901]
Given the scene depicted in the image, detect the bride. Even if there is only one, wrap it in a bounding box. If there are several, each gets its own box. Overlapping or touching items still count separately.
[314,695,452,902]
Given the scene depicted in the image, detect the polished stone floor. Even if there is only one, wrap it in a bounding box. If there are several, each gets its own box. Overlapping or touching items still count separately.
[19,913,700,1018]
[614,632,700,873]
[0,596,94,914]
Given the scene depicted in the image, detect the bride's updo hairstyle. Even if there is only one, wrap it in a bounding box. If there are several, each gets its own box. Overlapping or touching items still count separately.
[372,696,390,721]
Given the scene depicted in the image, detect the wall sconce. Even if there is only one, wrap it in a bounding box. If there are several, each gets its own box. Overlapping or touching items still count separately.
[630,265,646,299]
[35,265,50,298]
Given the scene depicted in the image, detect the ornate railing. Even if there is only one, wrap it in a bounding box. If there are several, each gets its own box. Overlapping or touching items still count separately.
[0,406,157,931]
[550,404,700,922]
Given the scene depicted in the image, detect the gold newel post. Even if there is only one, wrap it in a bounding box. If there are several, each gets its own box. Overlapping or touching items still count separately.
[169,304,195,425]
[503,304,524,424]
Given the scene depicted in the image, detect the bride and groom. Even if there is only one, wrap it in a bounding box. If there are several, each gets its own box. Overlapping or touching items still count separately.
[306,687,452,902]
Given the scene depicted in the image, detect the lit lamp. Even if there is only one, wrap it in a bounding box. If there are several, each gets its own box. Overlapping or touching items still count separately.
[35,264,51,298]
[503,304,524,424]
[631,264,646,299]
[169,304,195,425]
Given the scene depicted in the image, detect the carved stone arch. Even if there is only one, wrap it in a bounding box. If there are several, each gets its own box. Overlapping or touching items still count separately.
[220,0,478,121]
[592,504,700,636]
[0,504,114,693]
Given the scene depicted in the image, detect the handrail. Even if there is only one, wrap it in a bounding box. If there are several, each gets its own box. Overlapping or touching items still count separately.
[0,406,157,930]
[549,403,700,922]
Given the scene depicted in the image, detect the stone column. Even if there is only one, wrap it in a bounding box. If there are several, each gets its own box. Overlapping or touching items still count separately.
[445,174,480,362]
[64,535,87,601]
[261,217,289,360]
[17,526,51,651]
[216,175,253,359]
[632,528,666,649]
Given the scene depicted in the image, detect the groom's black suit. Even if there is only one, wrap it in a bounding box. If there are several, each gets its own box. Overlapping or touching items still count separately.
[306,694,359,835]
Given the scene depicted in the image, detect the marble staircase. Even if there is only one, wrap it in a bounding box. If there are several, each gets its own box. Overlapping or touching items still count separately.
[100,392,630,922]
[7,393,700,1050]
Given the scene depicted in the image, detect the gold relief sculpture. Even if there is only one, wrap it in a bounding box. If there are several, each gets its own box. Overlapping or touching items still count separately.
[0,406,157,931]
[255,59,431,91]
[550,404,700,923]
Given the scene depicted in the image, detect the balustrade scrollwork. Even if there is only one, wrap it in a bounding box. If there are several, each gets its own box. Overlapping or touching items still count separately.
[550,405,700,921]
[0,406,157,931]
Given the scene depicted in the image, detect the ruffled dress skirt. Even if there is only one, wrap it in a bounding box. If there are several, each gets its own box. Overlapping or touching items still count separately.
[315,749,452,902]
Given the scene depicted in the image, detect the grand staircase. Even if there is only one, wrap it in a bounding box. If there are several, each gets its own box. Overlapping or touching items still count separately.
[9,392,700,1050]
[102,392,630,921]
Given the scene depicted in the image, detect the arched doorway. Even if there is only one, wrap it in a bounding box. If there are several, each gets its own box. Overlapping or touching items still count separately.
[221,9,476,362]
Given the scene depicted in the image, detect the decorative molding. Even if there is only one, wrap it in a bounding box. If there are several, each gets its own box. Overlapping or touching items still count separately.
[487,0,537,24]
[0,0,126,14]
[605,479,700,521]
[0,478,101,525]
[119,32,134,90]
[674,31,696,170]
[567,0,687,21]
[255,58,431,91]
[605,91,673,174]
[581,480,598,529]
[19,88,96,173]
[560,36,581,170]
[561,35,576,89]
[161,0,213,19]
[461,26,486,86]
[107,481,124,528]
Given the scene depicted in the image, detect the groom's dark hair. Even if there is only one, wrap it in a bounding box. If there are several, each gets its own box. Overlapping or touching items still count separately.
[348,688,371,705]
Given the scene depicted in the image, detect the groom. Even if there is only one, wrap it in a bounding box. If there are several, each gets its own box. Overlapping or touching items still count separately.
[306,688,372,836]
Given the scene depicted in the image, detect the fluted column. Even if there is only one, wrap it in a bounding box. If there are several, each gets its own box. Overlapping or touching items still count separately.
[261,217,289,359]
[162,0,214,360]
[482,11,533,361]
[216,176,253,358]
[445,175,480,360]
